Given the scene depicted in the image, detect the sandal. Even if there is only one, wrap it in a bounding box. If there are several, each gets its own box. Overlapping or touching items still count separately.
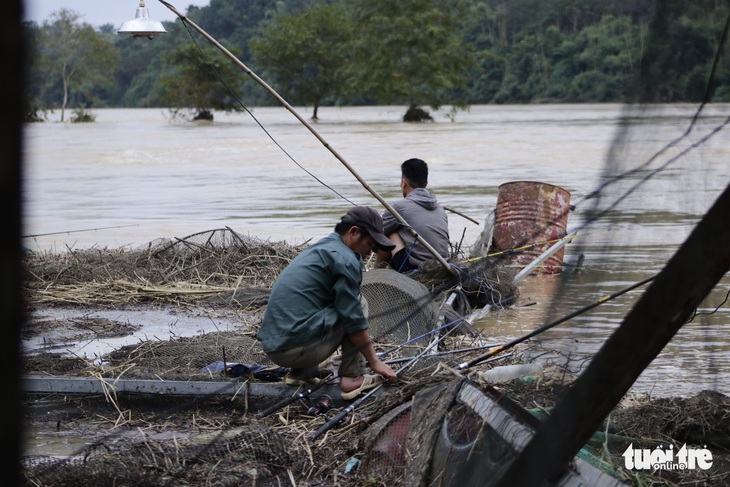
[284,374,323,386]
[340,374,383,401]
[283,368,333,386]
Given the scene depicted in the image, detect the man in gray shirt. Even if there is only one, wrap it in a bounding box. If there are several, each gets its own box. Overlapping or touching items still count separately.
[377,158,450,272]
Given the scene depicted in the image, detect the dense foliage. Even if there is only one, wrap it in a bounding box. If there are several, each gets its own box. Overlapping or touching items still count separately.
[24,0,730,120]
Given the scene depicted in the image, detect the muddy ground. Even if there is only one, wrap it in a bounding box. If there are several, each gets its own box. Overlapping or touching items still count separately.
[19,236,730,486]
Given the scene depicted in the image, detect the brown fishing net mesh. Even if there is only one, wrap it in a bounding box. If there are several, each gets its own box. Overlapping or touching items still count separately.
[24,421,302,487]
[103,332,275,380]
[408,255,519,309]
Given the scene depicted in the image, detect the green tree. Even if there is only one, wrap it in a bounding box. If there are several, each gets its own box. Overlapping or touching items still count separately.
[23,21,47,122]
[548,15,642,102]
[250,3,353,120]
[37,9,118,121]
[629,0,721,103]
[344,0,476,121]
[160,43,244,120]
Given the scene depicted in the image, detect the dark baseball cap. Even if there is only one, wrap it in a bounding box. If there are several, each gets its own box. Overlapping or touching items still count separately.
[340,206,396,251]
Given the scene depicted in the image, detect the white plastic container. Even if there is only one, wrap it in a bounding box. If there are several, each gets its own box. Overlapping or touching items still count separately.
[477,363,543,384]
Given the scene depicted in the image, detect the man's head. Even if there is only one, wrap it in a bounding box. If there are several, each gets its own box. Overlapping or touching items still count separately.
[401,158,428,196]
[335,206,396,257]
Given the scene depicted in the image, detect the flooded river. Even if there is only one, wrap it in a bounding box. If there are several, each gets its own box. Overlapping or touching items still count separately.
[22,103,730,398]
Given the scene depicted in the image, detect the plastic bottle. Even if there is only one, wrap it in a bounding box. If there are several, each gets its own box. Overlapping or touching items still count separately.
[477,363,543,384]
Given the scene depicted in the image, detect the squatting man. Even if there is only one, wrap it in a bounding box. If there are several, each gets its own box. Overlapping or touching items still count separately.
[257,206,398,400]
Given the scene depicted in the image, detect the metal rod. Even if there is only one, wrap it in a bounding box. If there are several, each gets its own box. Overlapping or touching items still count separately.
[443,206,480,225]
[158,1,456,275]
[385,349,509,365]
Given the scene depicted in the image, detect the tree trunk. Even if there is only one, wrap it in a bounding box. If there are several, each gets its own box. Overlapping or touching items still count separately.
[61,63,68,122]
[312,98,320,121]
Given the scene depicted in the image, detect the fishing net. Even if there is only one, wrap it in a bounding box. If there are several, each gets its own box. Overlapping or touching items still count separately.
[102,332,276,380]
[491,3,730,483]
[23,421,302,487]
[356,379,631,486]
[410,255,519,309]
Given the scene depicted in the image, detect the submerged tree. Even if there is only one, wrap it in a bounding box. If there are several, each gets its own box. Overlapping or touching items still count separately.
[160,43,244,121]
[249,3,353,120]
[344,0,476,121]
[37,9,118,122]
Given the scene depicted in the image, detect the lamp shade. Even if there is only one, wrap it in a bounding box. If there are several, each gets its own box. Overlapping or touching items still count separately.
[118,2,166,40]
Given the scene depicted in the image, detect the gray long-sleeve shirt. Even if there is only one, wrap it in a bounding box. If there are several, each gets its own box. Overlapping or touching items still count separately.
[382,188,450,266]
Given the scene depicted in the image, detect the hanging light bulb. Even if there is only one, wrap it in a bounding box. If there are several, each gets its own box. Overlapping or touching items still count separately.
[118,0,167,40]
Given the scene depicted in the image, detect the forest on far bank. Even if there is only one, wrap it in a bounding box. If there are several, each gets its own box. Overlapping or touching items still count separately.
[23,0,730,122]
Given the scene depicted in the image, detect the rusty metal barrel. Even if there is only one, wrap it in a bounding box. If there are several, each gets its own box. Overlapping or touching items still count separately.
[492,181,571,274]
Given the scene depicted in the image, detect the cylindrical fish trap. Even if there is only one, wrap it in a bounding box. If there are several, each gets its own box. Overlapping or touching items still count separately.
[492,181,570,274]
[361,269,438,354]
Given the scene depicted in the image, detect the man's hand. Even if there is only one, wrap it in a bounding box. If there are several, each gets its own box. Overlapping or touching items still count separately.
[369,358,398,383]
[348,329,398,383]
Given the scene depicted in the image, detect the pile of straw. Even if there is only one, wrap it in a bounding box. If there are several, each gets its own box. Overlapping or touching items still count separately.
[23,228,302,306]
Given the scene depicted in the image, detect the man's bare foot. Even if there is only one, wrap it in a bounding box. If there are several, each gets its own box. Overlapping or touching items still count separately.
[339,374,383,401]
[340,376,364,393]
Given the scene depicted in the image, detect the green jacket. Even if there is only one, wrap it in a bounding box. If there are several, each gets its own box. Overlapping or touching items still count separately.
[258,233,368,353]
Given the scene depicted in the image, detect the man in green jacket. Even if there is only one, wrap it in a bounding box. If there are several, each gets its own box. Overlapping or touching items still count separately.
[257,206,398,400]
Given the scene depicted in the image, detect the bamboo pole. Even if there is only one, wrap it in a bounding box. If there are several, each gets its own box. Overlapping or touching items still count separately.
[158,1,456,275]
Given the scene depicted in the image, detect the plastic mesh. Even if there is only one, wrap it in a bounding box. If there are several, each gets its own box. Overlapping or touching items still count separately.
[358,381,630,486]
[361,269,439,353]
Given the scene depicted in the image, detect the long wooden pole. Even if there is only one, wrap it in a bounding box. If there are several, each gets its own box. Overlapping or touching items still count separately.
[158,1,456,275]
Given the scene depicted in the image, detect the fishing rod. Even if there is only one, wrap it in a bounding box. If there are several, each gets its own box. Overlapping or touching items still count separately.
[255,374,338,419]
[22,224,139,238]
[386,348,510,365]
[460,232,582,264]
[309,309,470,442]
[156,0,456,276]
[454,274,656,371]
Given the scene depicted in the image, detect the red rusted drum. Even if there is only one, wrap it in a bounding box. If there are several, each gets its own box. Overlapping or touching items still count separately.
[493,181,571,274]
